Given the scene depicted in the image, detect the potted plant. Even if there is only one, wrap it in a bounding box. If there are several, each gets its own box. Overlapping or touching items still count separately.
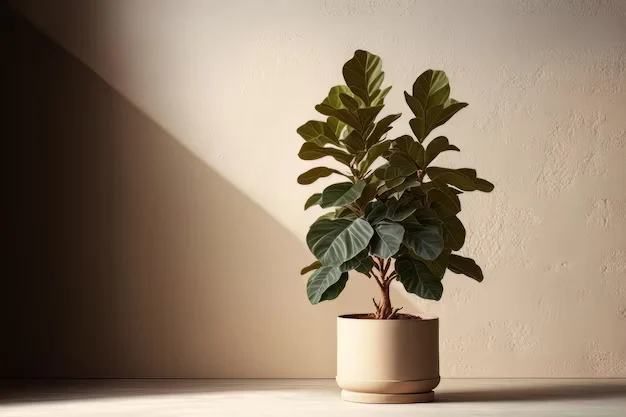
[297,50,493,404]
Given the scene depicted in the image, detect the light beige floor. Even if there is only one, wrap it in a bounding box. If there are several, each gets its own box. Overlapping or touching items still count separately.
[1,379,626,416]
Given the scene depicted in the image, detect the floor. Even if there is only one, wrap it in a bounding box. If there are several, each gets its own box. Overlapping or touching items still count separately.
[1,379,626,416]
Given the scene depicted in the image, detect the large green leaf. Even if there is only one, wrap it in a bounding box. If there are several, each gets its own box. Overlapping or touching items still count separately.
[298,142,353,166]
[442,216,466,251]
[300,260,322,275]
[411,207,442,226]
[371,86,392,106]
[297,121,340,147]
[426,167,477,191]
[307,218,374,266]
[307,266,342,304]
[358,105,384,130]
[386,198,417,221]
[426,187,461,217]
[359,140,391,172]
[304,193,321,210]
[423,249,450,279]
[371,221,404,259]
[403,224,444,260]
[327,116,346,138]
[342,50,384,106]
[355,176,381,206]
[342,130,366,154]
[366,114,401,148]
[396,255,443,300]
[424,136,459,166]
[405,70,468,141]
[448,254,484,282]
[315,104,362,130]
[339,250,368,272]
[320,272,349,302]
[475,178,495,192]
[319,181,366,208]
[355,257,375,277]
[392,136,425,166]
[321,85,361,109]
[366,200,387,225]
[297,167,345,185]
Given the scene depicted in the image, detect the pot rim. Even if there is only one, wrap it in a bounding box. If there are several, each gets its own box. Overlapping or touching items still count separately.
[338,313,438,321]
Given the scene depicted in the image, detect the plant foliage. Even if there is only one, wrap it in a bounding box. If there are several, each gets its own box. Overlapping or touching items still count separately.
[297,50,493,318]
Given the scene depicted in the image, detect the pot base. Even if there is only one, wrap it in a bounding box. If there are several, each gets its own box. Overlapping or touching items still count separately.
[341,390,434,404]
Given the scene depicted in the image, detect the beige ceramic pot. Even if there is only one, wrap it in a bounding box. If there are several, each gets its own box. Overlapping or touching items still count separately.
[336,314,440,404]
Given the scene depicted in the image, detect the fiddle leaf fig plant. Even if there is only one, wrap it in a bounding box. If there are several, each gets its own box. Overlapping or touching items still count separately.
[297,50,493,319]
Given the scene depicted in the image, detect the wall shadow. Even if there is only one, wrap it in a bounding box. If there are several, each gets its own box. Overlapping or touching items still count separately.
[3,11,376,378]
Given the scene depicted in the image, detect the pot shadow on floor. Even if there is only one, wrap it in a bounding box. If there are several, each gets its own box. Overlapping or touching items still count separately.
[437,382,626,403]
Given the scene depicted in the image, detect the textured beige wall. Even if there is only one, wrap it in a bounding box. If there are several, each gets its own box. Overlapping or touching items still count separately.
[9,0,626,377]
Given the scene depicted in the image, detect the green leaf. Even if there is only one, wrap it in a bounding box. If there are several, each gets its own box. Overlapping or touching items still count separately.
[307,266,342,304]
[392,135,425,167]
[306,218,374,266]
[386,198,417,221]
[356,176,381,206]
[475,178,495,192]
[359,140,391,172]
[366,200,387,225]
[297,121,340,147]
[396,255,443,300]
[320,272,349,302]
[371,86,392,106]
[423,250,450,279]
[339,250,368,272]
[298,142,353,166]
[339,93,360,111]
[403,224,444,260]
[300,260,322,275]
[426,167,477,191]
[386,152,418,180]
[315,104,362,130]
[442,216,466,251]
[319,181,366,208]
[327,116,346,138]
[412,70,451,108]
[411,207,442,226]
[371,221,404,259]
[365,114,401,148]
[298,167,345,185]
[342,130,366,154]
[405,70,468,141]
[321,85,360,109]
[448,254,484,282]
[304,193,321,210]
[355,257,375,277]
[342,50,384,106]
[426,187,461,217]
[358,105,384,130]
[424,136,459,166]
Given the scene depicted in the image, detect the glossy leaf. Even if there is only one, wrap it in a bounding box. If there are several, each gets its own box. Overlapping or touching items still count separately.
[371,86,392,106]
[371,221,404,259]
[355,257,375,277]
[307,218,374,266]
[426,187,461,217]
[298,142,353,166]
[307,266,342,304]
[359,140,391,172]
[300,260,322,275]
[448,254,484,282]
[424,136,459,166]
[365,114,401,148]
[475,178,495,192]
[304,193,321,210]
[340,93,360,111]
[320,272,349,302]
[339,250,368,272]
[321,85,360,109]
[315,104,361,130]
[297,167,345,185]
[386,198,417,221]
[405,70,468,141]
[396,255,443,300]
[342,50,384,106]
[442,216,466,251]
[427,167,477,191]
[423,250,450,279]
[403,224,444,260]
[319,181,366,208]
[297,121,340,147]
[366,200,388,225]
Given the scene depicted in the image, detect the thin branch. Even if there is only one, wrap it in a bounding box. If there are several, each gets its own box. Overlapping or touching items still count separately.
[372,297,380,312]
[387,307,403,319]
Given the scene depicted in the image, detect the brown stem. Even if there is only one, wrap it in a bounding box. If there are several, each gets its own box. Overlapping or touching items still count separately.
[375,284,392,319]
